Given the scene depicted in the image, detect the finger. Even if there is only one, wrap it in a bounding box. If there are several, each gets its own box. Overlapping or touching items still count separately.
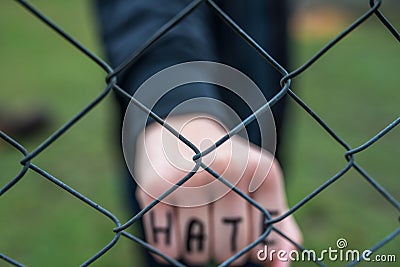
[249,153,302,264]
[251,158,286,258]
[208,137,253,265]
[212,190,250,265]
[268,222,300,267]
[172,166,225,265]
[258,220,299,267]
[136,188,180,263]
[177,205,210,265]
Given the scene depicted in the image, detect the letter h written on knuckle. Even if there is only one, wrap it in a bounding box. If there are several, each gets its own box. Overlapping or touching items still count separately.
[149,211,172,245]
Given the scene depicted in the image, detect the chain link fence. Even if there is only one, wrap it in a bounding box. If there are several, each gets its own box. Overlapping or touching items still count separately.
[1,0,399,266]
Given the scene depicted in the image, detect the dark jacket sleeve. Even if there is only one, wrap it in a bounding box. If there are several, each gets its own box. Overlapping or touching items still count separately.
[94,0,288,157]
[94,0,235,155]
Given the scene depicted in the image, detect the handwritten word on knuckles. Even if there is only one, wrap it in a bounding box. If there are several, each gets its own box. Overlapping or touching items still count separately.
[147,210,278,254]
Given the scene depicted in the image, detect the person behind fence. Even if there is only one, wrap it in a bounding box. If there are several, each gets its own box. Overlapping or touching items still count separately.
[95,0,302,266]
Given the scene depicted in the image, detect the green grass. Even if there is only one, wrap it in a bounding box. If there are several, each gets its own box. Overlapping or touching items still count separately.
[0,1,142,266]
[1,1,399,267]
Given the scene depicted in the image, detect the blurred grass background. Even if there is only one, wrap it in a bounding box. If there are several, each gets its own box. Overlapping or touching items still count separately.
[0,0,399,266]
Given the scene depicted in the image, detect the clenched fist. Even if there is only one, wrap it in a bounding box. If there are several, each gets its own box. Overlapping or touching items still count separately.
[134,114,301,266]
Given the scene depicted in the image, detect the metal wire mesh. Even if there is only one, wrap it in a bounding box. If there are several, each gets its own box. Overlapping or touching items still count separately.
[1,0,399,266]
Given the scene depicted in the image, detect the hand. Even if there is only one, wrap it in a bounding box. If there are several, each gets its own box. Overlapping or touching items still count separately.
[134,114,302,266]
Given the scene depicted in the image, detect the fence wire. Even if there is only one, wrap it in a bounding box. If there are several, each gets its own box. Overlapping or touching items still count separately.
[1,0,399,266]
